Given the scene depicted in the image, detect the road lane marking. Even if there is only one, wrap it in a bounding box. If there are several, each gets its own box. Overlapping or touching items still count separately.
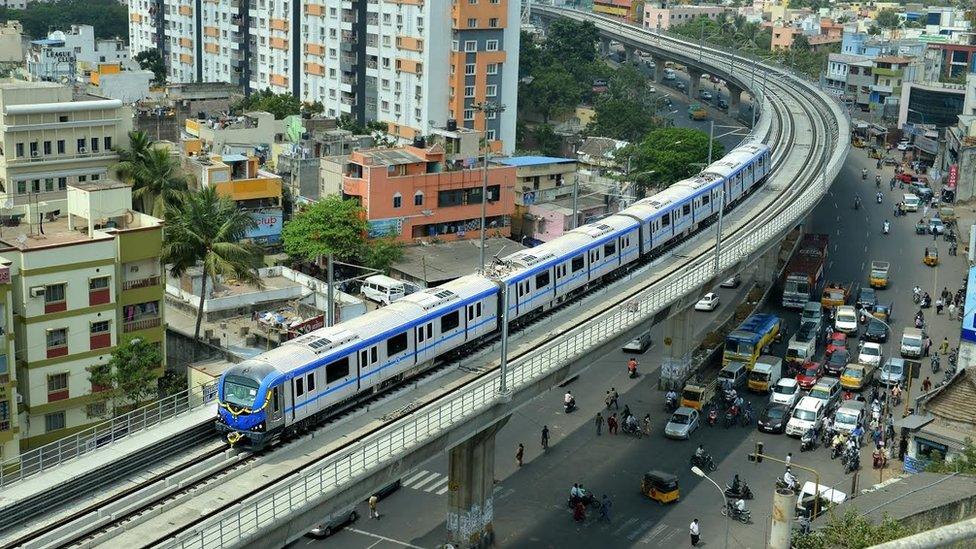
[403,470,429,485]
[638,523,668,544]
[435,484,450,495]
[613,517,640,536]
[627,520,654,540]
[425,477,449,493]
[346,528,429,549]
[409,472,442,490]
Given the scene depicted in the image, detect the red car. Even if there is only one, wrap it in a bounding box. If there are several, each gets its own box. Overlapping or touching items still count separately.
[826,332,848,357]
[795,360,824,390]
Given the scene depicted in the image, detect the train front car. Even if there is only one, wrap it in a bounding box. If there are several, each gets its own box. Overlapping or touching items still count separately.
[216,359,280,448]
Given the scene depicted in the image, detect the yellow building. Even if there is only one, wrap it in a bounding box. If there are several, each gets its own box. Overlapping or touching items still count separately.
[5,182,164,452]
[594,0,642,21]
[0,260,17,461]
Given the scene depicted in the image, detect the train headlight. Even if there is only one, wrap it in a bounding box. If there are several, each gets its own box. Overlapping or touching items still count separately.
[250,422,265,432]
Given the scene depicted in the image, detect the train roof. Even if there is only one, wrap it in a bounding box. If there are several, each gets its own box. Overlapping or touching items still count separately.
[671,173,723,193]
[702,143,769,178]
[566,215,639,238]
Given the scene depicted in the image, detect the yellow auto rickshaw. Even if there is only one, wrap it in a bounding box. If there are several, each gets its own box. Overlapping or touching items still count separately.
[641,470,680,504]
[679,383,711,411]
[924,247,939,267]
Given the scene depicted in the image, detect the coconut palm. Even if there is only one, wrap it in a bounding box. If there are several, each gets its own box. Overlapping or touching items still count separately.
[125,148,190,217]
[163,186,263,340]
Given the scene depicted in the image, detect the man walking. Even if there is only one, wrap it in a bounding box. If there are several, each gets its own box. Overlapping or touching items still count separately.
[368,494,380,519]
[595,412,604,436]
[899,437,909,461]
[599,494,612,523]
[689,518,701,546]
[922,376,932,392]
[608,413,619,435]
[516,443,524,467]
[940,337,950,355]
[609,388,619,410]
[541,425,550,451]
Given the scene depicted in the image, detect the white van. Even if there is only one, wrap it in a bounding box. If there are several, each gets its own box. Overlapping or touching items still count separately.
[833,401,866,434]
[902,193,920,212]
[361,275,414,305]
[786,396,825,437]
[664,68,676,80]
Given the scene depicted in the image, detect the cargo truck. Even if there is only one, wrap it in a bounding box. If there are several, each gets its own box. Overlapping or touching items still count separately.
[782,234,829,309]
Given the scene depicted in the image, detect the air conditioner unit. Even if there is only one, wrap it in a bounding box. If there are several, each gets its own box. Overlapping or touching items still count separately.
[30,151,38,158]
[15,392,22,404]
[29,286,45,298]
[78,146,87,153]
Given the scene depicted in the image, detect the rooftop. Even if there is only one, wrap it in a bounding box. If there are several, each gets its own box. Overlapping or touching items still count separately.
[493,156,576,168]
[874,55,914,64]
[821,472,976,526]
[829,53,871,63]
[391,237,527,286]
[354,148,425,166]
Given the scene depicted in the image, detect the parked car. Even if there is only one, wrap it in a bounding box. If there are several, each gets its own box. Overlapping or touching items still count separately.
[858,342,883,367]
[695,292,720,311]
[929,217,945,235]
[897,140,911,151]
[700,90,713,100]
[770,378,802,409]
[826,332,848,357]
[720,274,742,288]
[863,318,889,343]
[665,407,700,439]
[307,508,359,539]
[758,403,791,434]
[623,330,652,353]
[796,360,825,390]
[717,98,729,110]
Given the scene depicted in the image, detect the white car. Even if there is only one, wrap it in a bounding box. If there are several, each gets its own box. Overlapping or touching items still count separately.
[770,378,802,409]
[896,140,910,151]
[648,85,657,93]
[695,292,720,311]
[858,342,883,367]
[834,305,858,335]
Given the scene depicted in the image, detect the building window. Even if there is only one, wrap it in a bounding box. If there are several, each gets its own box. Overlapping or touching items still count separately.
[14,143,22,158]
[89,276,111,306]
[47,328,68,358]
[487,63,499,75]
[465,63,476,75]
[16,181,25,194]
[90,138,99,152]
[77,138,86,152]
[31,180,39,193]
[467,17,477,28]
[57,140,65,154]
[44,178,54,192]
[414,191,423,206]
[464,85,475,97]
[47,372,68,395]
[43,141,51,155]
[58,177,67,190]
[488,18,499,28]
[393,193,402,208]
[104,136,112,150]
[44,283,67,313]
[486,40,499,52]
[29,142,37,157]
[486,109,497,119]
[464,109,475,120]
[464,40,477,52]
[452,40,459,51]
[486,84,497,97]
[487,129,496,140]
[45,411,66,433]
[91,320,110,334]
[90,320,112,350]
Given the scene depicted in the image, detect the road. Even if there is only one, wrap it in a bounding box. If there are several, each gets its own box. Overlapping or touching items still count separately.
[299,133,966,549]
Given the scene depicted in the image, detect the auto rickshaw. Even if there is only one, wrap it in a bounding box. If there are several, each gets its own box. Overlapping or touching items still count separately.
[869,148,882,159]
[924,247,939,267]
[679,383,711,411]
[939,207,956,224]
[871,303,892,322]
[641,470,680,504]
[915,219,928,235]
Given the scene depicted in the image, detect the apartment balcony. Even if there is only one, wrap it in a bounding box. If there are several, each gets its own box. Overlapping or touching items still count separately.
[124,316,161,333]
[871,84,894,94]
[341,97,355,106]
[872,67,903,78]
[123,275,161,291]
[8,150,117,165]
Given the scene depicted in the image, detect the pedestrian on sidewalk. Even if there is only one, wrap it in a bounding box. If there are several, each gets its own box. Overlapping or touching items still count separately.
[785,452,792,468]
[923,376,932,392]
[690,519,701,546]
[608,413,619,435]
[368,494,380,519]
[949,302,957,320]
[899,437,909,461]
[541,425,550,451]
[936,298,944,315]
[610,388,619,410]
[516,443,524,467]
[599,494,612,523]
[940,337,950,355]
[595,412,604,436]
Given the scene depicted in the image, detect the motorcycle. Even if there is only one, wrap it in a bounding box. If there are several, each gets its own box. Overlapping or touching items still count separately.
[876,192,883,204]
[622,419,643,438]
[883,221,890,234]
[721,501,752,524]
[725,482,754,500]
[564,398,577,414]
[854,198,861,210]
[724,406,739,429]
[740,407,753,427]
[845,450,861,474]
[931,355,941,373]
[862,169,868,180]
[665,394,678,413]
[776,478,799,492]
[691,453,717,472]
[876,175,881,188]
[706,405,719,427]
[800,430,818,452]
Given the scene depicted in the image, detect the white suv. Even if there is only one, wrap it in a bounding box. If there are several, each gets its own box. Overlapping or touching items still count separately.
[770,378,801,410]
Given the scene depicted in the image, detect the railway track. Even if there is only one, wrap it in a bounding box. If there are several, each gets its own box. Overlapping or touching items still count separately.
[7,16,843,549]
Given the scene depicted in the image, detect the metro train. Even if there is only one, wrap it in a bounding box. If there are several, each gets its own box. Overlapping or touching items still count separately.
[215,143,772,448]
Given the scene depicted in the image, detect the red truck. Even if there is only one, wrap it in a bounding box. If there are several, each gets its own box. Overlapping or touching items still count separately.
[781,233,829,309]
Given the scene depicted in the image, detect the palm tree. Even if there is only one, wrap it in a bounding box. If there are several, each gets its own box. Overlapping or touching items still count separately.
[125,148,190,217]
[163,187,263,340]
[116,130,153,163]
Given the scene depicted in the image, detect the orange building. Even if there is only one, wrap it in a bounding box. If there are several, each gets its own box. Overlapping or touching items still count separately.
[342,141,516,243]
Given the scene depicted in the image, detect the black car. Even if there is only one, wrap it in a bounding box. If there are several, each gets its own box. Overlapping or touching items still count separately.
[824,349,849,376]
[796,321,817,343]
[856,288,877,310]
[758,404,790,434]
[863,318,889,343]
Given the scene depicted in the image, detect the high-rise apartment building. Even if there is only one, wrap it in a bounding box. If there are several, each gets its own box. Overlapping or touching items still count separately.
[127,0,519,152]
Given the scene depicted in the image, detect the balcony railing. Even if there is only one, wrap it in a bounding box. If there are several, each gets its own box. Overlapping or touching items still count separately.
[123,316,161,333]
[123,275,161,291]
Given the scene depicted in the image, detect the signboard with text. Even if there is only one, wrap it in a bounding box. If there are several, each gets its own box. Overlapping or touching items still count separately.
[245,209,283,244]
[948,164,958,191]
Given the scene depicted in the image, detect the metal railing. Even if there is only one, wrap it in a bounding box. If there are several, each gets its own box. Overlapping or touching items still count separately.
[0,380,218,487]
[164,70,846,549]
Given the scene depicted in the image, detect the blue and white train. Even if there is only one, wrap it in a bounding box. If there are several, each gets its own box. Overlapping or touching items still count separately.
[215,143,772,447]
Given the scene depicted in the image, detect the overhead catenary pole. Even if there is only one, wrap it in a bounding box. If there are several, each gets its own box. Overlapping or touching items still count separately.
[571,173,579,230]
[475,101,506,273]
[499,284,512,396]
[326,254,335,327]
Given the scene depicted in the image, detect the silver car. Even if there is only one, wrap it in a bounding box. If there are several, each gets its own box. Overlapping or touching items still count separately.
[665,407,700,439]
[306,508,358,539]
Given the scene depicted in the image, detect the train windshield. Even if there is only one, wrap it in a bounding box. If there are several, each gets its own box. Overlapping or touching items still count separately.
[223,375,260,408]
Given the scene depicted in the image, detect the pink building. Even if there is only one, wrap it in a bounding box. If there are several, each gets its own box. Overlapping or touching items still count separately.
[643,4,727,32]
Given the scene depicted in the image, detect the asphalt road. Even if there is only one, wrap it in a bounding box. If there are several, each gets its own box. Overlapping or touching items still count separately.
[299,129,968,549]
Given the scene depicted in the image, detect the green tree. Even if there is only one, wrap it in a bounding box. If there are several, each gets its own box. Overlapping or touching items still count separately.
[875,8,902,29]
[115,147,189,217]
[0,0,128,40]
[793,508,912,549]
[364,238,404,272]
[623,127,725,192]
[134,49,166,85]
[89,337,163,413]
[531,124,563,156]
[525,67,580,123]
[543,19,599,69]
[163,187,263,340]
[587,97,656,142]
[282,195,368,263]
[233,89,317,119]
[926,438,976,473]
[793,34,811,51]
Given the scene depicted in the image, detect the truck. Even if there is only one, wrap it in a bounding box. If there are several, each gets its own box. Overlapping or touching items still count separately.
[748,355,783,393]
[869,261,890,289]
[688,103,707,120]
[782,234,829,309]
[785,322,818,372]
[821,282,851,310]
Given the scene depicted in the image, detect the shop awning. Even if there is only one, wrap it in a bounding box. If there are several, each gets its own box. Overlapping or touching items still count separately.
[895,413,934,430]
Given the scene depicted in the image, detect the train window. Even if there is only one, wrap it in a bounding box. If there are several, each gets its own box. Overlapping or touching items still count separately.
[441,310,460,331]
[476,303,482,316]
[604,242,616,255]
[271,388,280,412]
[360,349,368,366]
[661,215,670,227]
[371,347,377,363]
[535,271,550,288]
[426,323,433,339]
[295,377,305,397]
[306,372,315,392]
[702,194,710,205]
[467,305,474,321]
[387,332,408,355]
[326,357,350,383]
[571,256,584,272]
[683,204,691,215]
[418,327,425,343]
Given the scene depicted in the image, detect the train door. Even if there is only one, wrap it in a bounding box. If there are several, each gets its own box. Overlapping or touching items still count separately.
[267,385,285,432]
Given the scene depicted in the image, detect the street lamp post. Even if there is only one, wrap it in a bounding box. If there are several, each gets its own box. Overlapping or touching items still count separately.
[474,101,506,273]
[691,465,730,549]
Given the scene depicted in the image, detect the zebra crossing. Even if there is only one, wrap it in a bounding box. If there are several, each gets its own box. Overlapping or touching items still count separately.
[402,469,451,495]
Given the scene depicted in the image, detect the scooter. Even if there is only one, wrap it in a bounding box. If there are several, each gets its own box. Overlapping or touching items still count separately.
[706,405,719,427]
[876,192,883,204]
[800,430,818,452]
[564,398,577,414]
[691,452,717,472]
[883,220,890,234]
[724,482,754,500]
[724,406,739,429]
[862,169,868,180]
[775,478,798,492]
[740,406,753,427]
[844,449,861,474]
[665,394,678,413]
[721,501,752,523]
[931,354,941,373]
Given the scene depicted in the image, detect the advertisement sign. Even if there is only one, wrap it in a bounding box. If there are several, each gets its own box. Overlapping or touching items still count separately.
[914,135,938,155]
[962,265,976,344]
[0,266,10,284]
[368,218,403,238]
[948,164,958,191]
[245,209,283,244]
[285,315,325,341]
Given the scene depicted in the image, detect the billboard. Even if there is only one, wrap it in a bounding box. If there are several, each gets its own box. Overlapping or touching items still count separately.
[246,209,283,244]
[368,218,403,238]
[963,266,976,344]
[948,164,958,191]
